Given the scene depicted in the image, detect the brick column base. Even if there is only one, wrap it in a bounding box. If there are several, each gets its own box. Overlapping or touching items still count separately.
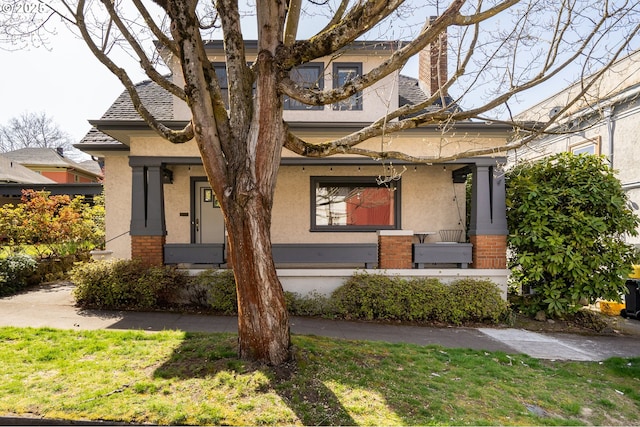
[378,230,413,269]
[131,235,166,266]
[469,235,507,269]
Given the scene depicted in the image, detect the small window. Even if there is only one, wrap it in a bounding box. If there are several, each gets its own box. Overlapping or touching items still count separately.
[311,176,400,231]
[332,62,363,111]
[284,63,324,110]
[570,138,600,155]
[212,63,229,107]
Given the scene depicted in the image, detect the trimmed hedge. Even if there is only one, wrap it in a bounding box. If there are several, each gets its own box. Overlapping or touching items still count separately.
[70,259,188,310]
[331,273,507,325]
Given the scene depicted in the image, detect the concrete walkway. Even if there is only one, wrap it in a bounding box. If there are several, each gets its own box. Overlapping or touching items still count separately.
[2,282,640,362]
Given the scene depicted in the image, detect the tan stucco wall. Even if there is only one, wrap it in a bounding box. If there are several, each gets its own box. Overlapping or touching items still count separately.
[164,165,206,244]
[130,136,200,157]
[104,154,131,259]
[270,164,467,244]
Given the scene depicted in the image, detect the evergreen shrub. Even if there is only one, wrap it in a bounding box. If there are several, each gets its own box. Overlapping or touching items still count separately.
[71,259,187,309]
[189,269,237,314]
[330,273,507,324]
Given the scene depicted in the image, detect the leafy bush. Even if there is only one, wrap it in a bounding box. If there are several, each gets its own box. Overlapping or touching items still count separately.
[330,273,507,324]
[0,253,38,296]
[188,269,237,314]
[446,279,509,324]
[0,190,105,258]
[71,259,187,310]
[285,290,333,317]
[506,153,639,317]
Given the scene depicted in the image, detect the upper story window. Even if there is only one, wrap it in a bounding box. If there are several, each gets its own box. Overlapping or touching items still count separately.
[333,62,363,111]
[212,63,229,107]
[284,63,324,110]
[311,176,400,231]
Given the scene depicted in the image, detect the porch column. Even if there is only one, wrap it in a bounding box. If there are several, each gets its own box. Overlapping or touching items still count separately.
[468,159,508,269]
[378,230,413,269]
[129,158,167,266]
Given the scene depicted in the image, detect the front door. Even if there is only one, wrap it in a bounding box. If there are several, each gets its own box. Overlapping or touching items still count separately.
[194,181,225,244]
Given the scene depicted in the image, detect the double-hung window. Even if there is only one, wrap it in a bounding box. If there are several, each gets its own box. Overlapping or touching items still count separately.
[311,176,400,231]
[284,63,324,110]
[332,62,363,111]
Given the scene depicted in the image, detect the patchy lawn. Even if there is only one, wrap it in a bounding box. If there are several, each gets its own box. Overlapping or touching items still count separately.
[0,327,639,425]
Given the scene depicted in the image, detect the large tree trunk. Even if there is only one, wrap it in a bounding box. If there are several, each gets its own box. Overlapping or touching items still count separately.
[221,47,291,365]
[226,198,291,365]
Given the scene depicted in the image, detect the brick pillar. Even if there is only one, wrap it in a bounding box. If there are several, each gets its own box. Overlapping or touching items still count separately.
[131,235,165,266]
[469,235,507,269]
[378,230,413,269]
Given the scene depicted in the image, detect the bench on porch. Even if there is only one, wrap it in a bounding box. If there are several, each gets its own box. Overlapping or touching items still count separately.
[164,243,378,268]
[413,243,472,268]
[164,243,226,266]
[272,243,377,268]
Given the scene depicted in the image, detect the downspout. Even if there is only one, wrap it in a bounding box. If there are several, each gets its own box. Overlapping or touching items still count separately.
[605,105,615,167]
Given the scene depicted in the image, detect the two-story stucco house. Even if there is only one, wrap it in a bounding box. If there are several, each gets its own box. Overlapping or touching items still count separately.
[511,49,640,247]
[76,40,511,296]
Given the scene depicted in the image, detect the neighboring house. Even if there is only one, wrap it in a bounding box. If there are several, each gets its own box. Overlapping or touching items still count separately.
[2,147,103,183]
[0,148,103,206]
[76,40,512,295]
[511,49,640,247]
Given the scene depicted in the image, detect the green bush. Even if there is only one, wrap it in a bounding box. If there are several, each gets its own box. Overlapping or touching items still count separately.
[285,290,333,317]
[446,279,509,324]
[330,273,507,325]
[0,253,38,296]
[506,153,639,317]
[70,259,188,310]
[189,269,237,314]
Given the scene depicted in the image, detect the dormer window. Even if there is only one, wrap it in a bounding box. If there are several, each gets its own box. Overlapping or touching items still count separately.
[333,62,363,111]
[284,63,324,110]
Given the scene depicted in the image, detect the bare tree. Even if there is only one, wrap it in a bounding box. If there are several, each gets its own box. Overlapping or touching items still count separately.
[0,111,73,153]
[4,0,638,364]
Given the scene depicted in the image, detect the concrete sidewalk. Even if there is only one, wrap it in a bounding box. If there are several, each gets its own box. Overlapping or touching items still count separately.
[2,282,640,362]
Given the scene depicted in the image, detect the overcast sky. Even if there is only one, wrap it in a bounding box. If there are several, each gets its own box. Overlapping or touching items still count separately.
[0,30,139,146]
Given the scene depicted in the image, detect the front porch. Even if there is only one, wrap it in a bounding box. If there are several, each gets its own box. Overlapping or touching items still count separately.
[127,156,508,284]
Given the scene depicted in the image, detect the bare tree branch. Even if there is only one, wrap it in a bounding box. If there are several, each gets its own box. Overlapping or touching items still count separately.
[73,0,193,143]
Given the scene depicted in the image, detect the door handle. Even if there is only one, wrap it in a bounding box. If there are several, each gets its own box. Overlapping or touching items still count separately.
[195,218,199,232]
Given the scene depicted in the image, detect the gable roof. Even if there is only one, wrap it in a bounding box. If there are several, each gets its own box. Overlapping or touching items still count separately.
[0,154,56,184]
[3,148,102,178]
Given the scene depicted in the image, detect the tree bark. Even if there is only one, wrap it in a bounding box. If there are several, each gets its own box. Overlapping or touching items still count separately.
[226,198,290,365]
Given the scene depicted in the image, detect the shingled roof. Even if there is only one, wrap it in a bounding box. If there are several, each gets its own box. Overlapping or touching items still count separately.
[78,74,430,148]
[2,148,102,179]
[0,154,56,184]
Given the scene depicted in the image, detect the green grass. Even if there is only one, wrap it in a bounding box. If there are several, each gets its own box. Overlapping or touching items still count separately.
[0,327,639,425]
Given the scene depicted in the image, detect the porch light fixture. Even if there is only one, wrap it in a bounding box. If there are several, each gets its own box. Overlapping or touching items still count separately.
[162,167,174,184]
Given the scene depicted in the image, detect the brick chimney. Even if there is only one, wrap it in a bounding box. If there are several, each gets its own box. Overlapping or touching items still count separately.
[418,17,448,97]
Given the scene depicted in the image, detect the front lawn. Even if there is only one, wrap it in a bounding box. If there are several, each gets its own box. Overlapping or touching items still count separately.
[0,327,638,425]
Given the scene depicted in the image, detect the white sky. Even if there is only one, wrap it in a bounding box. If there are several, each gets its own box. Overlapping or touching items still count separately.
[0,31,140,145]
